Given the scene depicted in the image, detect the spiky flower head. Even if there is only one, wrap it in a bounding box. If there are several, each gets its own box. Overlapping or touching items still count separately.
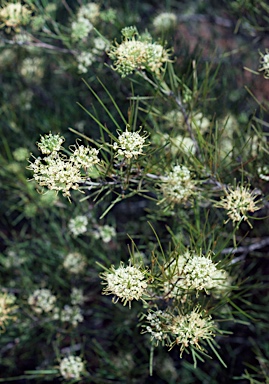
[59,355,85,380]
[101,262,148,307]
[0,292,17,332]
[0,2,32,30]
[163,251,226,297]
[113,129,147,159]
[28,134,100,199]
[160,165,195,205]
[259,49,269,79]
[70,145,100,169]
[28,155,83,198]
[37,133,64,155]
[28,289,56,314]
[169,306,216,356]
[215,185,261,226]
[142,309,171,345]
[153,12,177,32]
[108,27,170,77]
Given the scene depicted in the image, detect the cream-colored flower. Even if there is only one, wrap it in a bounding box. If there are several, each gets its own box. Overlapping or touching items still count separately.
[163,251,226,296]
[36,133,64,155]
[113,130,146,159]
[63,252,87,274]
[143,309,171,344]
[259,49,269,79]
[28,289,56,314]
[169,307,216,356]
[68,215,88,237]
[77,3,100,24]
[76,51,96,73]
[108,28,170,77]
[153,12,177,32]
[28,155,83,198]
[93,224,116,243]
[70,145,100,169]
[59,355,84,380]
[0,2,32,29]
[71,17,93,41]
[160,165,195,204]
[0,292,17,332]
[215,185,261,226]
[101,262,148,307]
[53,305,83,327]
[70,288,85,306]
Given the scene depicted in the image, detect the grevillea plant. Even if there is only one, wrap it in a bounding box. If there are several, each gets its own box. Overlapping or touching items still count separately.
[25,23,268,376]
[1,1,269,382]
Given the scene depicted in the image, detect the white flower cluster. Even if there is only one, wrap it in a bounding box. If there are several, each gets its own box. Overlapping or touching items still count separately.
[142,305,217,356]
[28,289,56,314]
[2,248,27,268]
[108,28,170,77]
[0,292,17,331]
[0,2,32,29]
[37,133,64,155]
[101,262,148,307]
[29,155,83,198]
[13,147,29,162]
[53,305,83,327]
[258,165,269,181]
[59,355,84,380]
[75,36,109,73]
[160,165,195,204]
[163,251,227,297]
[20,57,44,82]
[216,185,261,225]
[68,215,88,237]
[71,2,100,42]
[28,134,100,199]
[63,252,87,274]
[77,51,96,73]
[169,307,215,355]
[144,310,171,344]
[71,18,93,42]
[153,12,177,32]
[70,145,100,169]
[113,130,146,159]
[70,288,85,306]
[93,224,116,243]
[77,3,100,23]
[259,49,269,79]
[92,37,109,54]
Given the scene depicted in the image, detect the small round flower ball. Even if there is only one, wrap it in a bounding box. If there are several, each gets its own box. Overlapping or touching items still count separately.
[63,252,87,274]
[59,355,85,380]
[101,262,148,307]
[153,12,177,33]
[68,215,88,237]
[28,288,56,314]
